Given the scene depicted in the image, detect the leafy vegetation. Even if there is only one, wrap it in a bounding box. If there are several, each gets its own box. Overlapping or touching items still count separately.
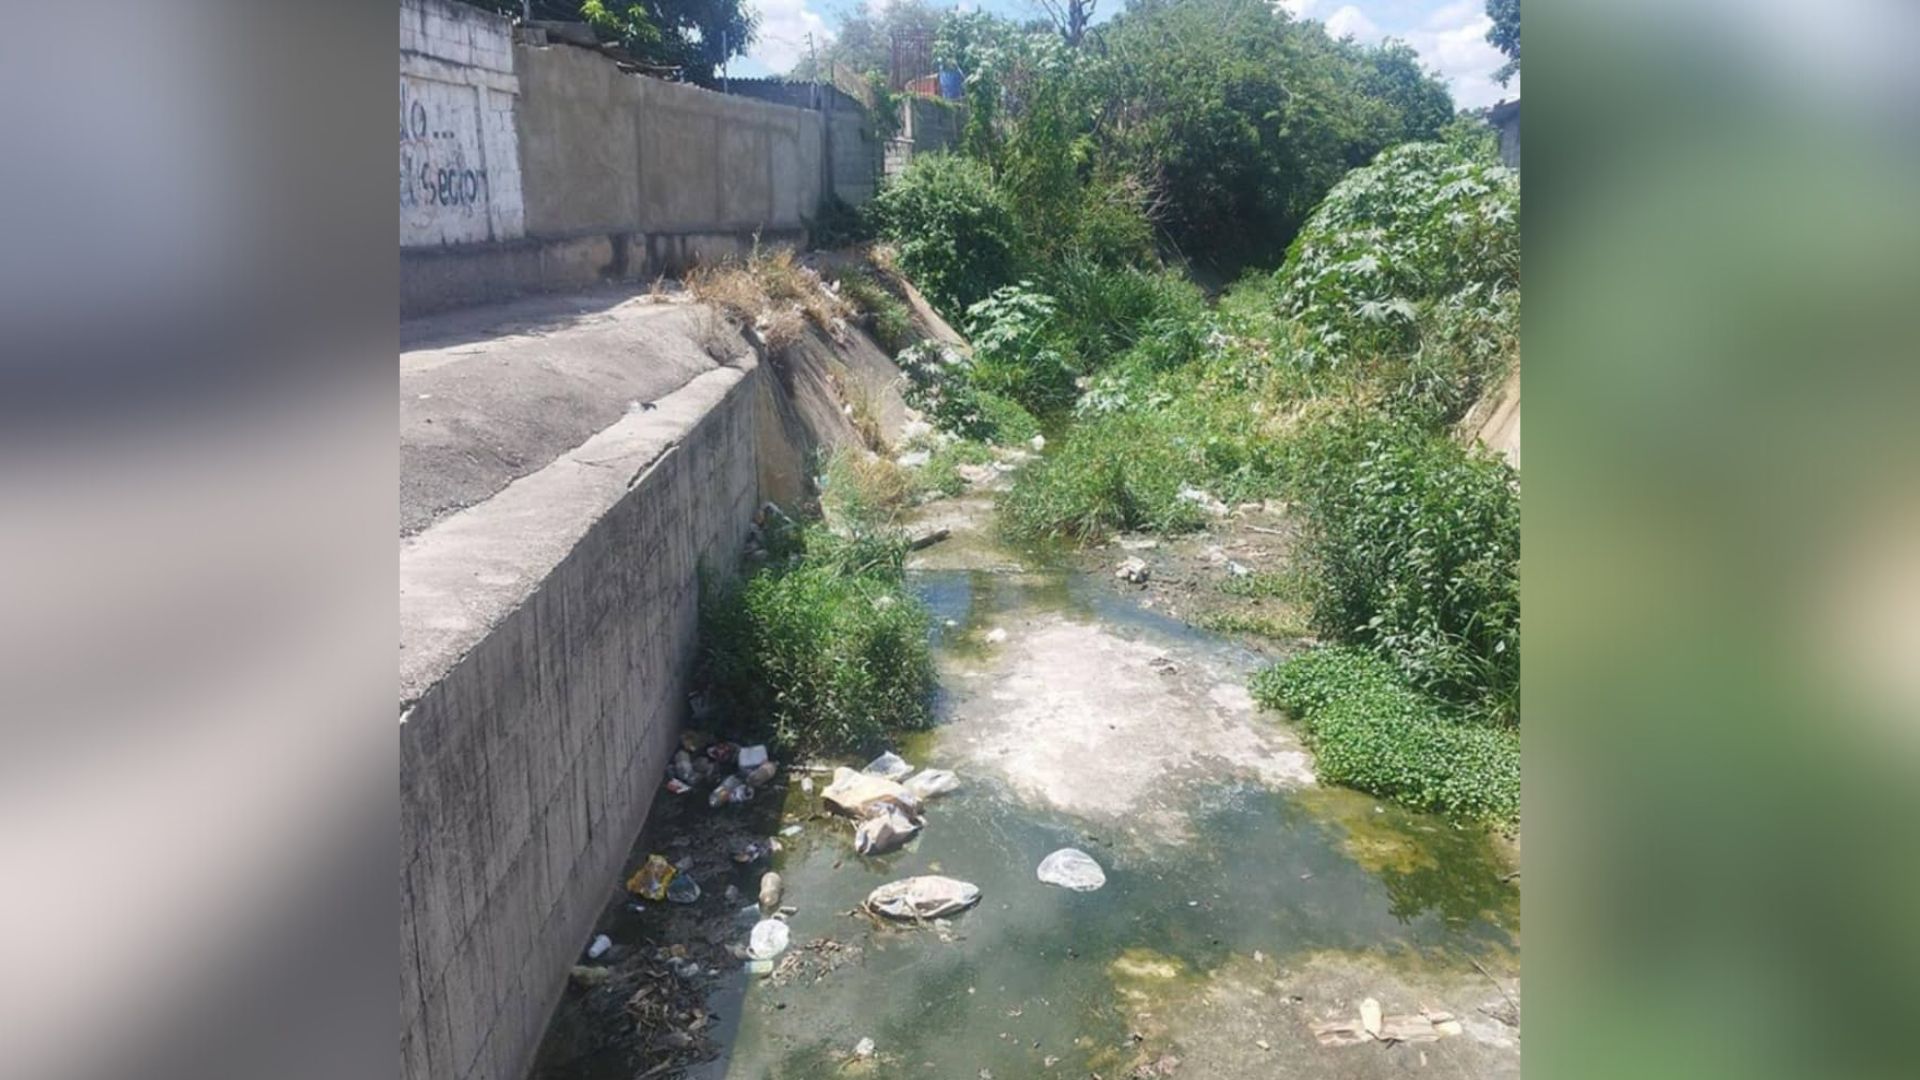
[1251,647,1519,822]
[832,268,918,354]
[870,154,1024,315]
[1274,140,1519,376]
[894,341,1042,445]
[699,515,935,757]
[472,1,751,82]
[1286,414,1520,723]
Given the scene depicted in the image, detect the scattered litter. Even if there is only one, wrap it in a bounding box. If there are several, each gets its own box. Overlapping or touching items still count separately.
[710,775,754,807]
[865,876,981,920]
[738,744,769,771]
[569,965,611,989]
[1227,560,1251,578]
[1115,557,1151,584]
[1036,848,1107,892]
[903,768,960,800]
[748,919,791,960]
[745,958,774,975]
[864,752,914,780]
[853,1037,876,1060]
[670,750,698,784]
[759,872,784,911]
[822,767,919,817]
[730,838,774,864]
[800,777,815,794]
[780,823,804,837]
[854,806,922,856]
[1030,433,1046,451]
[985,627,1008,644]
[1177,486,1229,516]
[666,875,701,904]
[745,760,778,787]
[586,933,612,960]
[664,778,692,795]
[1255,1039,1270,1051]
[1312,1004,1463,1047]
[627,855,676,901]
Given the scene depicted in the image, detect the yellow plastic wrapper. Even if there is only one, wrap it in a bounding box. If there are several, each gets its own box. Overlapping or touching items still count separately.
[625,855,676,901]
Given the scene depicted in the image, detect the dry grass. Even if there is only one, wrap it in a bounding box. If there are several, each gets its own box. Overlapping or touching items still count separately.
[686,243,852,355]
[820,448,918,530]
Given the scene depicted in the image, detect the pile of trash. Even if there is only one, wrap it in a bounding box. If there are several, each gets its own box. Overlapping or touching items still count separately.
[820,751,961,857]
[664,730,779,807]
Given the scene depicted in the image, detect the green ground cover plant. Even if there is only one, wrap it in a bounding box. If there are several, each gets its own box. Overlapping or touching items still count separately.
[1251,646,1519,822]
[1285,412,1520,723]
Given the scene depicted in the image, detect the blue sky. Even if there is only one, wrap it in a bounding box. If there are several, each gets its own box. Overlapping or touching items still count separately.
[728,0,1516,110]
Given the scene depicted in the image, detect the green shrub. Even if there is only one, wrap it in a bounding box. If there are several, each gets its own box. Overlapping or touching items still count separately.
[1287,413,1519,723]
[964,284,1079,417]
[1275,140,1519,372]
[1000,409,1209,542]
[699,524,935,757]
[1044,257,1210,369]
[871,154,1024,317]
[835,269,919,354]
[974,392,1041,444]
[895,343,1042,445]
[1251,647,1519,822]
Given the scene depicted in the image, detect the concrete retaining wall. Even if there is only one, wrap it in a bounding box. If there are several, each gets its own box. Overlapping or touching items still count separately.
[398,301,916,1080]
[400,358,762,1080]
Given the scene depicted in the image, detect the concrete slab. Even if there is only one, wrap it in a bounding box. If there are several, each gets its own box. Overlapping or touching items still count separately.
[400,291,740,535]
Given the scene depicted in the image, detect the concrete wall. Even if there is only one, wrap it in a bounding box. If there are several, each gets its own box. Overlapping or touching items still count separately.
[401,0,525,246]
[723,80,884,207]
[513,45,825,240]
[885,96,966,180]
[402,38,835,314]
[400,360,762,1080]
[398,303,917,1080]
[1489,99,1520,170]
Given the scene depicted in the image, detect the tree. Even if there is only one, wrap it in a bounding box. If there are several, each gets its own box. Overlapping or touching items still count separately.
[1486,0,1518,86]
[1036,0,1097,47]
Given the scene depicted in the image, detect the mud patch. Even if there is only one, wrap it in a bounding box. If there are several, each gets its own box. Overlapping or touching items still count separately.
[939,612,1315,844]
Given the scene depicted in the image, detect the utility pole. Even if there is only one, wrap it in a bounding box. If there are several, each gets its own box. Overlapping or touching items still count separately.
[807,32,819,108]
[721,31,730,93]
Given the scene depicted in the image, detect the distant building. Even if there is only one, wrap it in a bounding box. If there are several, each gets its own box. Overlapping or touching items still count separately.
[1488,99,1520,169]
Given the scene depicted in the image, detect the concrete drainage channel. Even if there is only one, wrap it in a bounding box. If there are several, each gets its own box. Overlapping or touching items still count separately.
[399,287,917,1080]
[522,474,1522,1080]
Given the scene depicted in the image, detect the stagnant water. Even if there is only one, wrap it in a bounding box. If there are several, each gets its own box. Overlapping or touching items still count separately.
[532,503,1520,1079]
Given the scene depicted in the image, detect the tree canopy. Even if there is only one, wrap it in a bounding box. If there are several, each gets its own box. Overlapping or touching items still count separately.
[1486,0,1519,86]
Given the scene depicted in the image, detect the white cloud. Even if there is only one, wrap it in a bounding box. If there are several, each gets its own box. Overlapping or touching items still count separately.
[1324,5,1383,42]
[1401,0,1515,110]
[743,0,831,75]
[1275,0,1324,17]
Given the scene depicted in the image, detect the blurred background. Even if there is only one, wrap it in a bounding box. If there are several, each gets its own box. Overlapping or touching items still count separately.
[0,0,1915,1077]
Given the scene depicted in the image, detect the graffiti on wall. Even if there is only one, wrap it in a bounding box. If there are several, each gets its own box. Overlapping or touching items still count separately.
[400,76,493,245]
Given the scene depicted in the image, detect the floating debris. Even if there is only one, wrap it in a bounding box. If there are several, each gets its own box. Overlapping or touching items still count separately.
[865,876,981,920]
[1036,848,1107,892]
